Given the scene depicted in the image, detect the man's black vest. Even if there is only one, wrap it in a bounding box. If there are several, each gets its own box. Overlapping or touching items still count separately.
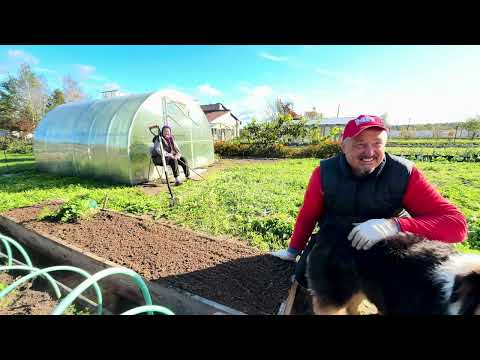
[319,152,413,231]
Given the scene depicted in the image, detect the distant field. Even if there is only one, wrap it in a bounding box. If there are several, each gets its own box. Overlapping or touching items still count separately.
[386,146,480,161]
[387,138,480,146]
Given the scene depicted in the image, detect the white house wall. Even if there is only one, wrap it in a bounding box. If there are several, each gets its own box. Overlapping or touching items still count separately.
[209,113,237,129]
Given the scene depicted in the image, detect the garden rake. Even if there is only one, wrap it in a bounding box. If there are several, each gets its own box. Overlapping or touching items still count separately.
[177,158,206,181]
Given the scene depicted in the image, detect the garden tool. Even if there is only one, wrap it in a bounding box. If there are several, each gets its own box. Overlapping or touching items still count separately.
[148,125,178,207]
[176,158,206,181]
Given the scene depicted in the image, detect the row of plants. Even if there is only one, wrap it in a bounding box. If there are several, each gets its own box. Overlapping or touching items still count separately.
[387,138,480,146]
[214,140,480,162]
[387,143,480,148]
[386,146,480,162]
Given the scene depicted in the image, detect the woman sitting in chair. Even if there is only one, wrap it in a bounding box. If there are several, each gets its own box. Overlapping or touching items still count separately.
[153,125,191,186]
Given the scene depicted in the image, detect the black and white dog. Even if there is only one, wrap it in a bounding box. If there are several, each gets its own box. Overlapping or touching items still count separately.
[306,226,480,315]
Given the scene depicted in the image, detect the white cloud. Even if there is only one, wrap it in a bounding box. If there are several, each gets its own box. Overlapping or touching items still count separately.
[76,64,95,75]
[305,82,479,125]
[7,49,39,65]
[315,68,367,88]
[315,68,337,77]
[228,85,276,123]
[34,67,57,74]
[198,83,222,97]
[259,52,288,62]
[230,85,328,124]
[90,74,107,81]
[73,64,106,81]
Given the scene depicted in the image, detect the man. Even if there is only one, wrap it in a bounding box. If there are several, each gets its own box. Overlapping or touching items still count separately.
[271,114,468,294]
[153,125,191,186]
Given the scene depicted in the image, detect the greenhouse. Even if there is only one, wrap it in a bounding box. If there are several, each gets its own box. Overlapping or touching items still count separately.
[33,89,215,185]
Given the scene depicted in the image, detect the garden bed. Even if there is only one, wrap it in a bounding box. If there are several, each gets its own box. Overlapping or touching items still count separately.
[2,202,296,315]
[0,272,58,315]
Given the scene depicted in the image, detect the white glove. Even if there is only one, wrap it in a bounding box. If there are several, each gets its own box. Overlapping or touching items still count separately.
[347,219,398,250]
[269,249,297,261]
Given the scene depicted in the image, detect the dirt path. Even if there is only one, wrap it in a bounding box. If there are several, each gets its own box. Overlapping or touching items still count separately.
[3,203,295,315]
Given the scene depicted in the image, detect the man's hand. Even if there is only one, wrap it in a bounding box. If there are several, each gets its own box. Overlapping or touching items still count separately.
[347,219,399,250]
[269,249,297,261]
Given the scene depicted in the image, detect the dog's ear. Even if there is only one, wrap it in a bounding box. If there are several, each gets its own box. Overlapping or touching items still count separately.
[451,270,480,315]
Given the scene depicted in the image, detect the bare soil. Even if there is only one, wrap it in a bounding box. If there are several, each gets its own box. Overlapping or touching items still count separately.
[2,202,295,315]
[0,272,58,315]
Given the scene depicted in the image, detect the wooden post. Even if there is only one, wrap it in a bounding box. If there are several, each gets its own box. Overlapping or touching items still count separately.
[281,280,299,315]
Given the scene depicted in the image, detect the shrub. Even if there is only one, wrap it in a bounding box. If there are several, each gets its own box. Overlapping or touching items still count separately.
[1,137,33,154]
[214,140,341,159]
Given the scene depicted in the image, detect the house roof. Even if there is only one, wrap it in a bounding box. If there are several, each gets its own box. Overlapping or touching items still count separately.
[205,111,230,123]
[201,103,241,123]
[201,103,229,112]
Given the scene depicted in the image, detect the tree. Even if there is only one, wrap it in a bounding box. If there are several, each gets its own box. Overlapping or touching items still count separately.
[241,113,308,146]
[0,77,18,130]
[62,76,85,103]
[265,98,299,121]
[0,63,49,133]
[463,116,480,139]
[46,89,66,112]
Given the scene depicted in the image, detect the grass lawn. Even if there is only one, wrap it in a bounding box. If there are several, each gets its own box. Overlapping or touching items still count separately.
[1,154,479,253]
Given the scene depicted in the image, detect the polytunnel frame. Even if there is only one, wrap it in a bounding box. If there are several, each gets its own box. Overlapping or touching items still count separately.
[35,90,214,185]
[72,101,105,177]
[161,96,202,166]
[126,93,207,184]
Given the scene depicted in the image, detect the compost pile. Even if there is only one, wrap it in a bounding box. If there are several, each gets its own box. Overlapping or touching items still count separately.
[2,203,296,314]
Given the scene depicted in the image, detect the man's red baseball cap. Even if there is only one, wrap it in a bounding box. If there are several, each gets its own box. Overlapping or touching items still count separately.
[341,115,388,141]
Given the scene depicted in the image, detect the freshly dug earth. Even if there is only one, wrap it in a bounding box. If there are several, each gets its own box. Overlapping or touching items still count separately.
[3,203,296,314]
[0,272,57,315]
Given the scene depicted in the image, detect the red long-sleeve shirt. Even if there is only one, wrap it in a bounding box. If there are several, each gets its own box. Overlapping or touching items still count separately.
[289,165,468,253]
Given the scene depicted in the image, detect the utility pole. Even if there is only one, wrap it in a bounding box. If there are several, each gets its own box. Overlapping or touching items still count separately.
[336,104,340,119]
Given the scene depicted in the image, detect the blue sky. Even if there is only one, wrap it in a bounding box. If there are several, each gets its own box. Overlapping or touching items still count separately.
[0,45,479,125]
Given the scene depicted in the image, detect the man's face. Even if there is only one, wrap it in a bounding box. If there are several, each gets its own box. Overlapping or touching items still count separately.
[341,128,387,177]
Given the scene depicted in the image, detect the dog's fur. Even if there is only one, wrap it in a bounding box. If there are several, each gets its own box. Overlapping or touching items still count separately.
[305,226,480,315]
